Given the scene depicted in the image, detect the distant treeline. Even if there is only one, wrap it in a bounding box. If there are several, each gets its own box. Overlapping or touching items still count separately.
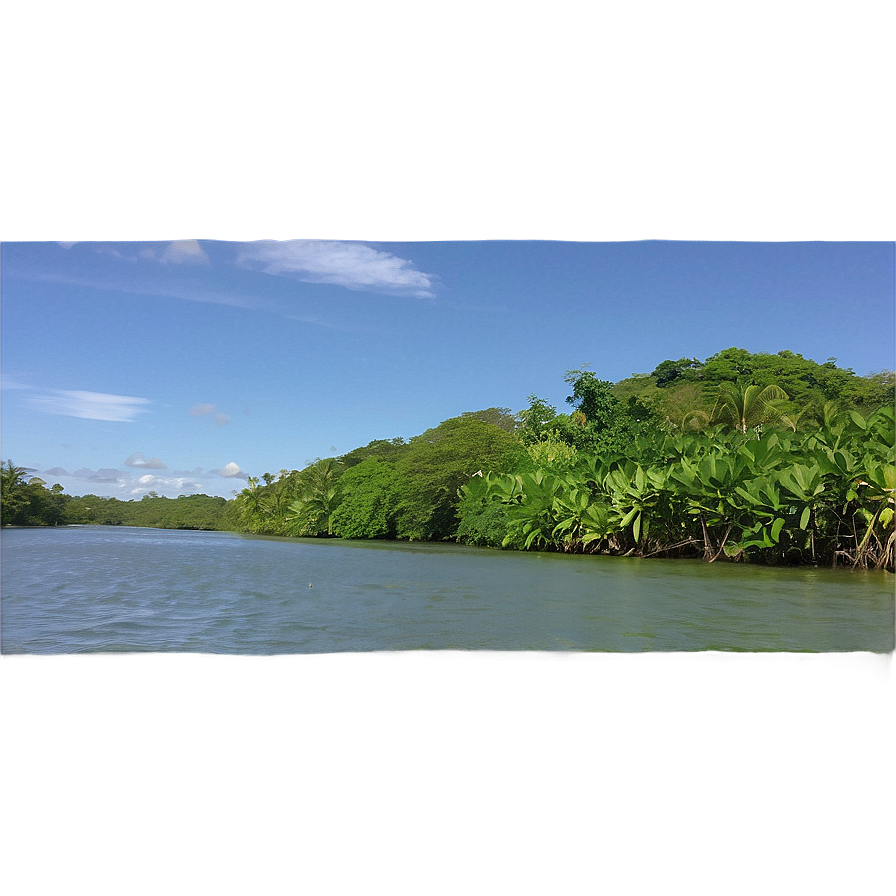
[4,348,894,569]
[0,476,236,531]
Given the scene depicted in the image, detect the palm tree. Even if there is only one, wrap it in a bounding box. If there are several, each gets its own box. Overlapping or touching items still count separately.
[1,460,31,525]
[710,384,789,433]
[286,459,343,536]
[1,460,29,493]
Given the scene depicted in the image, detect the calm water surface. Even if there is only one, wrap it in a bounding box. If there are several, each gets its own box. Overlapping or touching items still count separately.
[1,526,893,653]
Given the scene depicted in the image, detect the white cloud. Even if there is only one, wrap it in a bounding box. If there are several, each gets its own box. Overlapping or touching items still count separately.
[235,240,435,297]
[29,389,151,422]
[21,460,253,499]
[213,462,245,479]
[57,241,78,249]
[214,413,231,426]
[130,475,201,495]
[124,452,167,469]
[161,240,209,264]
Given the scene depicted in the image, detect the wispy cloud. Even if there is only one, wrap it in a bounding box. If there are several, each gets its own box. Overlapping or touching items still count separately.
[0,376,31,391]
[235,240,435,298]
[190,403,231,426]
[124,452,167,469]
[160,240,210,265]
[14,270,261,312]
[73,467,123,483]
[92,240,210,265]
[28,389,152,422]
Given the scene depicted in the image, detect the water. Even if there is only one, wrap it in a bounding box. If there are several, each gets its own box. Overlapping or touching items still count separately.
[1,525,893,653]
[0,528,896,896]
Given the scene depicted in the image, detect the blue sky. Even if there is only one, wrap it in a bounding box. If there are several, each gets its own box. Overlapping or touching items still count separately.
[1,239,893,499]
[0,0,896,497]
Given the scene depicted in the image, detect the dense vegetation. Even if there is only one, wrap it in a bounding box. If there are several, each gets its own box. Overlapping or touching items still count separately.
[4,348,893,570]
[0,466,234,531]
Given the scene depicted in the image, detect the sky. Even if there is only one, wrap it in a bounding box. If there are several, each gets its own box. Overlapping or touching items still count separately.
[3,0,894,503]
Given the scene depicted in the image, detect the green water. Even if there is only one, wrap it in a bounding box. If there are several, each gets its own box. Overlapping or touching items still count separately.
[1,525,893,653]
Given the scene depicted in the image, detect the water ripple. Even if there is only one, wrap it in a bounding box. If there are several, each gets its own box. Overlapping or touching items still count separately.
[1,526,893,653]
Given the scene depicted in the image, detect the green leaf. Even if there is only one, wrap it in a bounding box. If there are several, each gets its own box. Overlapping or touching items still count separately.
[799,505,811,530]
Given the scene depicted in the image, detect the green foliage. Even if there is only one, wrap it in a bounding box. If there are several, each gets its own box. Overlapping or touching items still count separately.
[0,463,69,527]
[330,458,405,539]
[69,493,230,529]
[459,407,518,432]
[651,357,704,387]
[231,412,528,544]
[524,431,579,472]
[458,405,894,570]
[337,438,407,472]
[456,475,520,548]
[394,414,527,541]
[564,366,619,432]
[515,394,557,445]
[284,459,342,536]
[700,348,890,418]
[710,383,790,433]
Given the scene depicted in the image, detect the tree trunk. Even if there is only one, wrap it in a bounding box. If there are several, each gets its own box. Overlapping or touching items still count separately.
[700,513,714,561]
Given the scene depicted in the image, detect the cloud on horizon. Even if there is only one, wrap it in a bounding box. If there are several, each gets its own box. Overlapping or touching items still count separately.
[85,240,210,266]
[160,240,210,265]
[235,240,435,298]
[33,462,250,499]
[212,462,246,479]
[131,474,202,495]
[72,467,122,483]
[28,389,152,422]
[124,452,167,470]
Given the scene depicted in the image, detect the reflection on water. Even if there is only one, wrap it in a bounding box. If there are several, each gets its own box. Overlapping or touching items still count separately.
[0,651,896,896]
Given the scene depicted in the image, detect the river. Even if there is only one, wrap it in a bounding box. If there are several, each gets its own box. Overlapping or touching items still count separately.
[1,525,893,653]
[0,527,896,896]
